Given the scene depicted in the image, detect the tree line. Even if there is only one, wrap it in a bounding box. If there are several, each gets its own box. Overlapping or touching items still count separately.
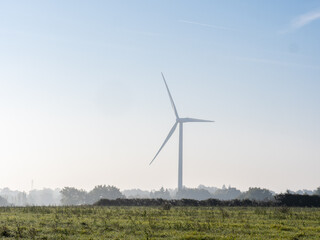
[95,193,320,207]
[60,185,125,205]
[1,185,319,206]
[0,188,61,206]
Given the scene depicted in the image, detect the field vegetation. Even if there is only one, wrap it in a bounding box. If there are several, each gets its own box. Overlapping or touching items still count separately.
[1,206,320,239]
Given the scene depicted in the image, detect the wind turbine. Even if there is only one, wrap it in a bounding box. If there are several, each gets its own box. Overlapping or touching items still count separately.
[150,73,214,191]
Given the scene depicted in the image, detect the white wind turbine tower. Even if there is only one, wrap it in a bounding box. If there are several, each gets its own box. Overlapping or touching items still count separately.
[150,73,214,191]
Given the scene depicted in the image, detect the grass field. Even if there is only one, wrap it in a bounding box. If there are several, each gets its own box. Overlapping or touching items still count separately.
[1,206,320,239]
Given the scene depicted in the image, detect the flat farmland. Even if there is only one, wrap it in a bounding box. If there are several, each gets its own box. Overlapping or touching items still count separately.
[0,206,320,239]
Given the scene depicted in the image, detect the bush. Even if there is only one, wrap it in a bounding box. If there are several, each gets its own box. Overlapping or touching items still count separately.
[275,193,320,207]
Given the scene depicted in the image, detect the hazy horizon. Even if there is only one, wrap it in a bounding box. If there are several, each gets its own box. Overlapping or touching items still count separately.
[1,183,318,196]
[1,1,319,193]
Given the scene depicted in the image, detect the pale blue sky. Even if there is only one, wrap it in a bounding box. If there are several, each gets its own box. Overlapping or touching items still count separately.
[0,1,319,192]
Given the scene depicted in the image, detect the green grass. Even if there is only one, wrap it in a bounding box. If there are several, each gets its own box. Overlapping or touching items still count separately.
[0,206,320,239]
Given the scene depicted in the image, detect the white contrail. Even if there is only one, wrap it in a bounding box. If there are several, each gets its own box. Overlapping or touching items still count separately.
[179,20,236,31]
[292,10,320,29]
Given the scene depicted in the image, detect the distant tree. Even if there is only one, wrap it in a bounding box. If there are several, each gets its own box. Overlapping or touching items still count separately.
[212,187,241,200]
[239,187,273,201]
[314,187,320,196]
[28,188,57,206]
[16,192,28,206]
[150,187,171,199]
[175,188,212,200]
[60,187,87,205]
[296,189,313,195]
[86,185,125,204]
[0,195,9,206]
[0,187,24,205]
[122,189,151,199]
[197,185,218,194]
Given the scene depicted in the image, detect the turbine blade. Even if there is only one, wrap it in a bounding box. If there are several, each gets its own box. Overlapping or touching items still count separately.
[181,118,214,123]
[149,122,178,165]
[161,73,179,119]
